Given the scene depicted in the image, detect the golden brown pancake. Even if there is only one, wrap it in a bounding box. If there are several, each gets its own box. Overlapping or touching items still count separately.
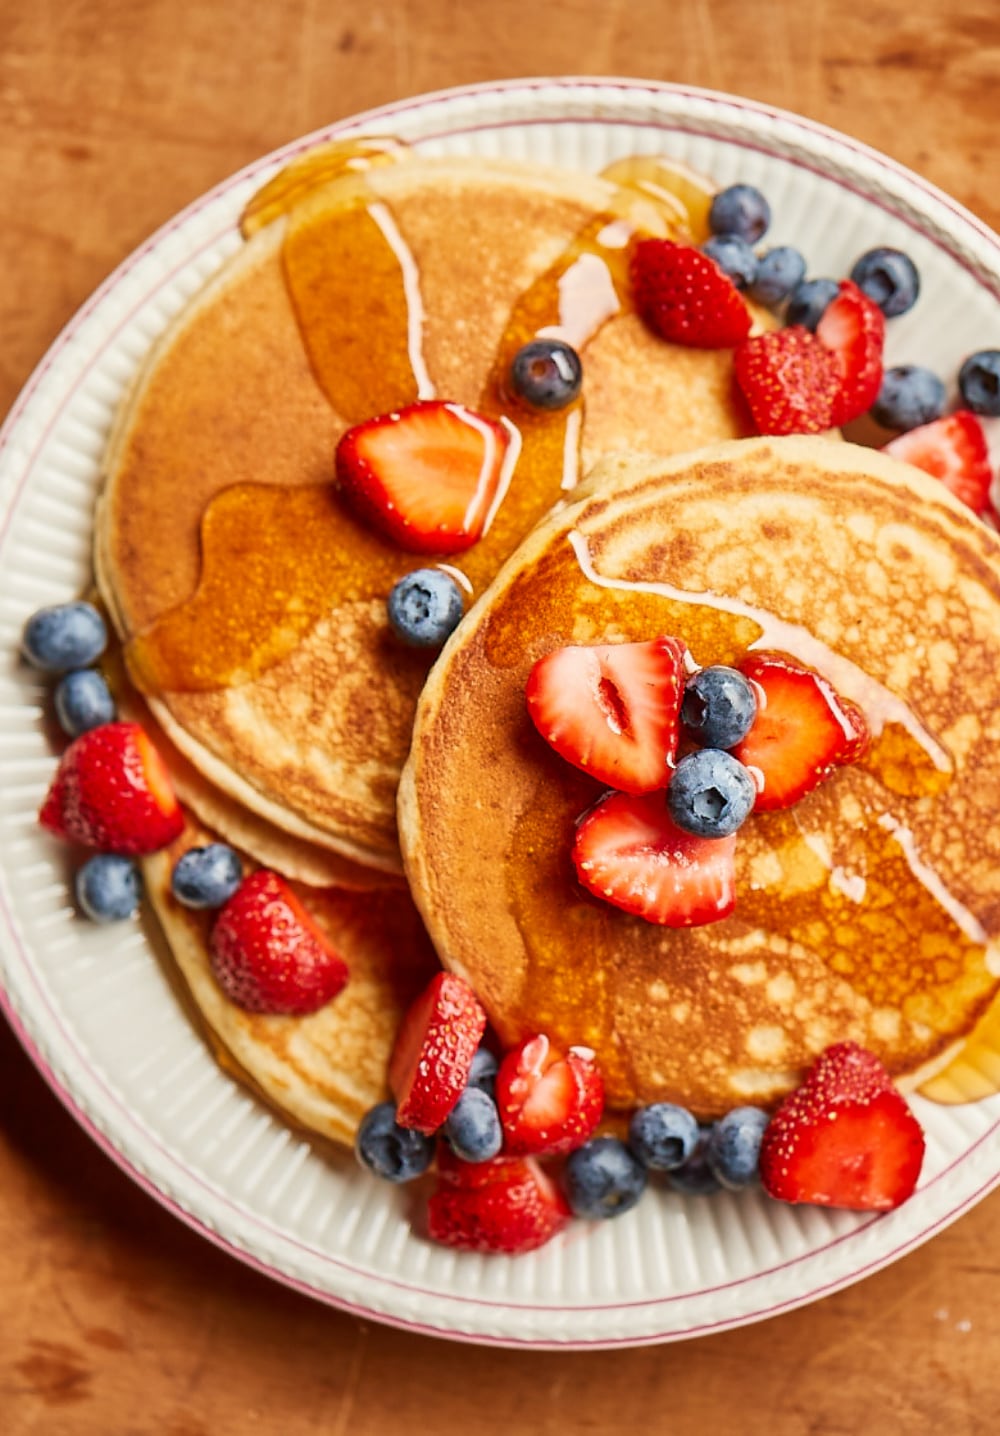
[96,150,771,873]
[398,437,1000,1119]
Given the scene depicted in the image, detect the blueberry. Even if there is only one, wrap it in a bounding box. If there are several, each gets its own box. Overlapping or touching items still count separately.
[705,1106,770,1189]
[444,1085,503,1162]
[171,844,243,910]
[387,569,464,649]
[53,669,116,737]
[871,365,946,431]
[466,1044,499,1095]
[708,184,771,244]
[509,339,582,411]
[355,1100,435,1182]
[75,853,141,923]
[958,349,1000,417]
[702,234,758,290]
[22,601,107,673]
[628,1102,699,1171]
[667,749,757,839]
[850,247,920,317]
[681,665,757,749]
[667,1126,722,1195]
[563,1137,648,1220]
[749,246,807,307]
[786,278,840,332]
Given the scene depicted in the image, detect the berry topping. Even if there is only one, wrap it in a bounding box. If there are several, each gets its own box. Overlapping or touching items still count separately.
[871,365,946,431]
[443,1085,504,1163]
[53,668,116,738]
[466,1044,499,1095]
[171,843,243,910]
[884,410,994,515]
[209,869,349,1015]
[334,399,511,555]
[75,853,142,923]
[355,1101,436,1183]
[785,277,840,332]
[759,1042,926,1211]
[388,972,487,1135]
[850,247,920,317]
[958,349,1000,418]
[387,568,464,648]
[733,326,840,435]
[701,233,758,290]
[38,720,184,856]
[427,1154,571,1255]
[749,246,807,307]
[667,1126,723,1195]
[666,748,756,839]
[508,338,583,410]
[815,279,886,426]
[681,664,758,749]
[627,1102,699,1171]
[563,1137,648,1220]
[435,1143,530,1190]
[708,184,771,243]
[732,653,866,811]
[705,1106,769,1189]
[573,791,737,928]
[525,635,687,794]
[630,238,752,349]
[22,600,107,673]
[494,1034,604,1157]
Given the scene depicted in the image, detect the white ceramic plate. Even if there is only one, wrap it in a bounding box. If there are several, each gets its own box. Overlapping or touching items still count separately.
[1,78,999,1349]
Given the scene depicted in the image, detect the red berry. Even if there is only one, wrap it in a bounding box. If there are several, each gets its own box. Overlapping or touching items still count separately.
[630,238,752,348]
[884,410,994,516]
[427,1156,571,1254]
[733,326,841,435]
[815,279,885,425]
[494,1034,604,1157]
[388,972,487,1134]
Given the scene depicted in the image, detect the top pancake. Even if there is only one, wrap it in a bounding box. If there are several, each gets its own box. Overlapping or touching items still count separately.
[96,151,768,873]
[398,437,1000,1118]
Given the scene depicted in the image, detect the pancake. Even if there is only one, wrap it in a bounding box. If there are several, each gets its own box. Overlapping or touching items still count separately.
[398,436,1000,1119]
[96,148,772,873]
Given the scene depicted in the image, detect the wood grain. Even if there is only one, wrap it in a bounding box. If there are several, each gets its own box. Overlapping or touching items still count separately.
[2,1,999,1430]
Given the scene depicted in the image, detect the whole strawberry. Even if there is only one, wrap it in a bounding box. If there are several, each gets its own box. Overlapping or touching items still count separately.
[209,870,349,1015]
[38,720,184,855]
[630,238,752,348]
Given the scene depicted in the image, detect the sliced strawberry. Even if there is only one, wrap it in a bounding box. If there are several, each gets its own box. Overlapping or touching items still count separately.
[495,1035,604,1157]
[838,698,872,765]
[884,410,994,514]
[572,791,736,927]
[630,238,752,348]
[427,1156,571,1254]
[334,399,511,554]
[732,653,866,810]
[388,972,487,1134]
[38,720,184,855]
[733,326,841,435]
[759,1042,925,1211]
[815,279,885,425]
[436,1143,538,1190]
[209,870,349,1015]
[525,636,687,794]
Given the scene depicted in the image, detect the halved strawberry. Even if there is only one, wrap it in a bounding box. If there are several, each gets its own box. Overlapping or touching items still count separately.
[495,1035,604,1157]
[427,1156,571,1254]
[630,238,752,348]
[884,410,994,515]
[209,870,349,1015]
[733,326,841,435]
[815,279,885,425]
[436,1143,534,1190]
[759,1042,925,1211]
[388,972,487,1134]
[838,697,872,765]
[572,791,736,927]
[732,653,866,810]
[525,636,687,794]
[334,399,511,554]
[38,720,184,855]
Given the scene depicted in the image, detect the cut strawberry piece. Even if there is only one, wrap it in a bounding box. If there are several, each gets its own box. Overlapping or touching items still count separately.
[815,279,885,425]
[732,653,864,810]
[759,1042,925,1211]
[630,238,752,348]
[573,791,736,927]
[335,399,511,554]
[38,720,184,856]
[427,1156,571,1254]
[209,870,349,1015]
[495,1035,604,1157]
[388,972,487,1134]
[884,410,994,515]
[838,697,872,765]
[733,326,841,435]
[525,636,687,794]
[436,1143,537,1190]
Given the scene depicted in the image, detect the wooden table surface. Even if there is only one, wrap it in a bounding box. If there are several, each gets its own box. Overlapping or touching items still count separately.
[2,2,999,1430]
